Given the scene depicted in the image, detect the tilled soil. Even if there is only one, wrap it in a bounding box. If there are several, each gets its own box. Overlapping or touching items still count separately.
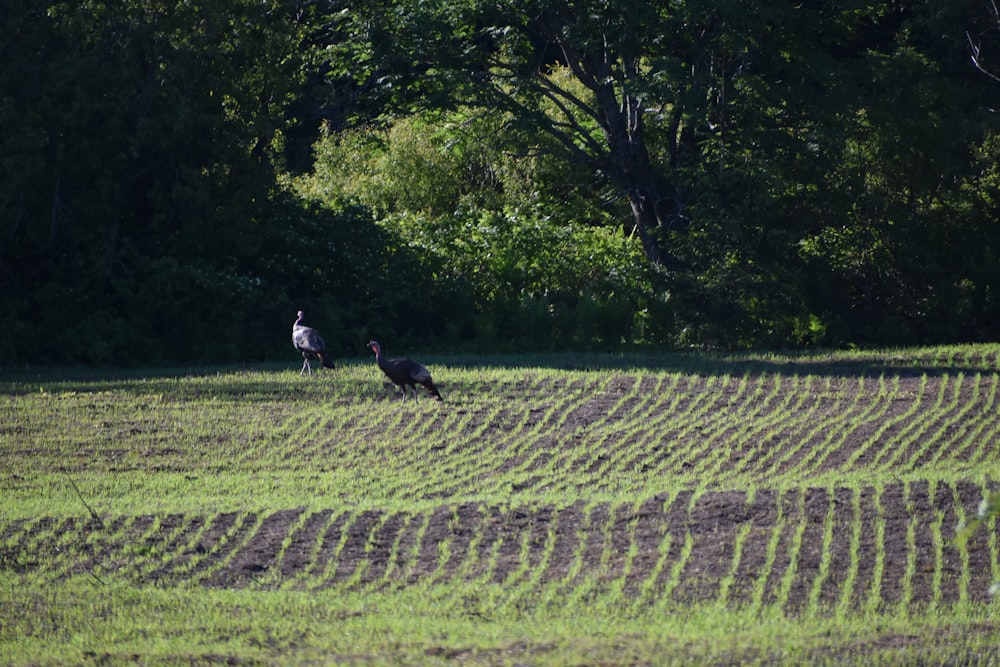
[3,360,999,628]
[2,480,996,613]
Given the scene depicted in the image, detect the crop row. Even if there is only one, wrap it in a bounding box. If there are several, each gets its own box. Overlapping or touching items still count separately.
[260,370,1000,499]
[3,480,997,615]
[3,367,999,509]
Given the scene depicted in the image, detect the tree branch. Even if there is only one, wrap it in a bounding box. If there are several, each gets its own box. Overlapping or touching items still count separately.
[969,31,1000,83]
[968,0,1000,82]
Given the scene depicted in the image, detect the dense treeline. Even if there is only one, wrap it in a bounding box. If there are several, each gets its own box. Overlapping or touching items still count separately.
[2,1,999,365]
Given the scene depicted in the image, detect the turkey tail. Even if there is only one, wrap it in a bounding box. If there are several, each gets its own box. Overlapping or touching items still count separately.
[320,352,335,369]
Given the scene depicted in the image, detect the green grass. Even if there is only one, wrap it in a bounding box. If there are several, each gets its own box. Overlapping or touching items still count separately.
[2,344,1000,665]
[2,581,993,666]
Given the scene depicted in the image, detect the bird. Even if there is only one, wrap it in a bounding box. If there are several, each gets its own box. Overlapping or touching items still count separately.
[292,310,335,375]
[367,340,443,402]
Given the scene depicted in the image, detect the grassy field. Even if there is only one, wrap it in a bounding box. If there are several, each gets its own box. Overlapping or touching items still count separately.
[2,344,999,665]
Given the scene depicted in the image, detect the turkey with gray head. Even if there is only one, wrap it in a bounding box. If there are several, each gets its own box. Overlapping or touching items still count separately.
[292,310,335,375]
[367,340,443,402]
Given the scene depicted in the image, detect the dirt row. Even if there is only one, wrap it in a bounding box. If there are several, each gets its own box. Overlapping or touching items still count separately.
[3,480,996,612]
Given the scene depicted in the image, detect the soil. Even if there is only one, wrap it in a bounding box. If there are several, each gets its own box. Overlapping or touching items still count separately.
[2,479,996,613]
[2,365,999,618]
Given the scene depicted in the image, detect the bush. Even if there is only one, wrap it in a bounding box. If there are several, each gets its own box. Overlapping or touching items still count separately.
[380,208,665,351]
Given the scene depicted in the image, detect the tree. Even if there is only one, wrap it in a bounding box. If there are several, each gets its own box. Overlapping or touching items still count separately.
[794,0,1000,345]
[304,0,883,271]
[0,0,304,363]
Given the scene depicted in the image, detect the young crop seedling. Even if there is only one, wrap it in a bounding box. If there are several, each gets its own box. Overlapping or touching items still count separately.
[4,347,1000,664]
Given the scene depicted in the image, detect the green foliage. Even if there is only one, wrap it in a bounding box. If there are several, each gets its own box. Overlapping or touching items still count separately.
[0,1,465,364]
[648,0,1000,348]
[295,108,670,351]
[0,0,300,364]
[383,208,668,350]
[298,109,614,224]
[791,32,1000,345]
[295,0,1000,350]
[4,0,1000,363]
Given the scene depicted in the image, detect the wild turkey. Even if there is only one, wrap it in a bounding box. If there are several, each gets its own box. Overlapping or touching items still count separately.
[292,310,335,375]
[367,340,443,402]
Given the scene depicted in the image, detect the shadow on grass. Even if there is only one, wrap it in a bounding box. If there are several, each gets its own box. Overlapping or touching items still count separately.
[4,344,999,392]
[434,345,1000,379]
[0,362,353,398]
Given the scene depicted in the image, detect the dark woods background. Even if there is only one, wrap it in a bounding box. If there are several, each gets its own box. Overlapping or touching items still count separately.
[3,1,1000,365]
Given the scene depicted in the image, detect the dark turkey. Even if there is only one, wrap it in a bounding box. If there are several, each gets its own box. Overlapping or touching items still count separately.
[367,340,443,402]
[292,310,335,375]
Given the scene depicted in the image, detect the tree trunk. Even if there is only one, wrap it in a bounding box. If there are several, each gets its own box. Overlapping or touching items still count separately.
[610,146,687,270]
[600,90,687,271]
[552,30,689,271]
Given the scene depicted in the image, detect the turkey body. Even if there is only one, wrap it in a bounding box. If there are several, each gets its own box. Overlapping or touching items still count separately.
[292,311,335,375]
[367,340,443,402]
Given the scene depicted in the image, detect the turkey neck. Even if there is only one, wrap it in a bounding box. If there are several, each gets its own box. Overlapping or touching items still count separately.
[373,347,396,373]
